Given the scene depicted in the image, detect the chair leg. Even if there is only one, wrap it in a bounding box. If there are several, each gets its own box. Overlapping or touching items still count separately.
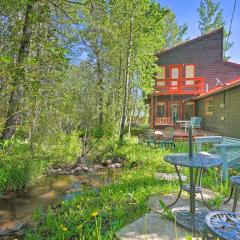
[233,188,239,212]
[202,227,209,240]
[224,183,233,204]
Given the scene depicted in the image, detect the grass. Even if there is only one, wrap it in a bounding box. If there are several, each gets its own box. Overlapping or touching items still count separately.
[25,138,179,239]
[25,136,227,239]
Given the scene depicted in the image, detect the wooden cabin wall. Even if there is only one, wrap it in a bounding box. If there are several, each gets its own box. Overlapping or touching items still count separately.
[156,29,240,90]
[196,85,240,138]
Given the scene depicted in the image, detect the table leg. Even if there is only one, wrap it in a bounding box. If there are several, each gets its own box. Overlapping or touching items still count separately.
[167,165,183,208]
[224,183,233,204]
[233,188,239,212]
[190,167,196,232]
[172,167,209,233]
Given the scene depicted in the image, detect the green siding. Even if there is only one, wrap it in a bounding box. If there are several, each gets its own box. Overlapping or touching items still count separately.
[196,85,240,138]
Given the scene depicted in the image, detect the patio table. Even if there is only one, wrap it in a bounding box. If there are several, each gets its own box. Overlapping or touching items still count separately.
[176,120,191,133]
[163,127,223,233]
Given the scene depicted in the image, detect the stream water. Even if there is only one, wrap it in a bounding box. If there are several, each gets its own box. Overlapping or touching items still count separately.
[0,169,116,239]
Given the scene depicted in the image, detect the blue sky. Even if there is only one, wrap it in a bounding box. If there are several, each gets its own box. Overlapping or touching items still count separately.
[157,0,240,63]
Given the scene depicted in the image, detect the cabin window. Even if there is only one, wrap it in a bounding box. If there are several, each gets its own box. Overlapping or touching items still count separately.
[204,97,213,116]
[157,66,165,79]
[185,64,195,78]
[171,67,179,79]
[156,102,166,117]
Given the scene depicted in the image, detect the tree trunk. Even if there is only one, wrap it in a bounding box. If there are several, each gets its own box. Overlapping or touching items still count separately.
[96,52,104,128]
[128,87,137,135]
[1,1,36,140]
[119,3,135,145]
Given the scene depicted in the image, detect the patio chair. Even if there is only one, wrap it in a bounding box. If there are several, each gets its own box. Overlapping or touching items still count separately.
[139,128,156,146]
[184,117,202,132]
[157,127,175,150]
[203,211,240,239]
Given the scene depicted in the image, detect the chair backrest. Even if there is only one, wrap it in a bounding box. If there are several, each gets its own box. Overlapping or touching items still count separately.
[163,127,174,141]
[190,117,201,128]
[144,128,155,140]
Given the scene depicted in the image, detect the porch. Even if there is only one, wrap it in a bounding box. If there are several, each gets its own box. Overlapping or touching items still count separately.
[150,93,198,129]
[155,128,218,140]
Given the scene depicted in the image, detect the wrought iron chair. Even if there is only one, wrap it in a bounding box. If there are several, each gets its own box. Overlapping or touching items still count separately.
[139,128,156,146]
[203,211,240,239]
[157,127,175,150]
[224,176,240,212]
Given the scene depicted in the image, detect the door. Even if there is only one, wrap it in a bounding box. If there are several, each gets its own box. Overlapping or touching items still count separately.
[183,102,195,120]
[169,101,181,122]
[169,64,182,93]
[156,102,166,118]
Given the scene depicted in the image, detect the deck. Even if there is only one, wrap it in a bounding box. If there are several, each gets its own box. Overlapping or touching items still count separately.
[155,128,218,140]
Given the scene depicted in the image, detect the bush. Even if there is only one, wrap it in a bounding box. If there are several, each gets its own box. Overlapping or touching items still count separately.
[0,131,82,195]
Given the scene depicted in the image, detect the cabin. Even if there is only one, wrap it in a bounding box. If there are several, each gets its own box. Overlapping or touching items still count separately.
[150,28,240,131]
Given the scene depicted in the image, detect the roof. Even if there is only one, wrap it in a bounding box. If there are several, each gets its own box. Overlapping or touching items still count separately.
[156,28,224,57]
[192,77,240,100]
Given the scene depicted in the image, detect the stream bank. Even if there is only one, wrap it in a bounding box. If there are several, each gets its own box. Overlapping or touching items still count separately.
[0,163,121,239]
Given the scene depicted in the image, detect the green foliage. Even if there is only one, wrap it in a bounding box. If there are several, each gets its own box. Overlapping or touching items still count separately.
[0,131,81,195]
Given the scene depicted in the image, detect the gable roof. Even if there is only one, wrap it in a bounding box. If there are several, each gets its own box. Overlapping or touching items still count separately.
[156,28,224,57]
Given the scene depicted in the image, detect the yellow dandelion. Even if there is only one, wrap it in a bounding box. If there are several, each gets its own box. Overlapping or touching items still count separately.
[62,227,68,231]
[91,211,99,217]
[77,205,80,209]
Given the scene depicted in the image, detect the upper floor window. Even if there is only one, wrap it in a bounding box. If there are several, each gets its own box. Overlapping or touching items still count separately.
[185,64,195,78]
[204,97,213,116]
[157,66,166,79]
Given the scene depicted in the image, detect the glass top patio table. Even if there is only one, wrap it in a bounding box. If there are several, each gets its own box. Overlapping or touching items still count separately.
[164,153,223,233]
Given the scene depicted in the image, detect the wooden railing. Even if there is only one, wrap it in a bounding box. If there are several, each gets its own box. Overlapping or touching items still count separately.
[155,77,205,95]
[155,117,173,126]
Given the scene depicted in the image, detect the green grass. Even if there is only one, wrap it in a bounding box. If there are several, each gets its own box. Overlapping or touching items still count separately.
[25,138,179,239]
[25,136,227,239]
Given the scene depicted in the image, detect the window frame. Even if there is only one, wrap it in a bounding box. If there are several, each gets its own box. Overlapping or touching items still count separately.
[185,64,196,79]
[204,97,214,116]
[157,66,166,79]
[155,101,166,118]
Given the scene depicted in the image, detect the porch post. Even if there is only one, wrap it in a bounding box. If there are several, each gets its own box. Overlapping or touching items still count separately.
[150,93,154,128]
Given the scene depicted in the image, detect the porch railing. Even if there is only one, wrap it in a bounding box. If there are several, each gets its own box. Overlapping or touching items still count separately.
[155,77,205,95]
[155,117,173,126]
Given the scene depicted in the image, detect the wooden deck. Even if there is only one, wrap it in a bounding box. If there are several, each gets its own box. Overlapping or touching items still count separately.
[155,128,218,140]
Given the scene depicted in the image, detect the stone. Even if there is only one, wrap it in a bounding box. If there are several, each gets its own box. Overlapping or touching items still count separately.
[116,212,201,240]
[0,220,25,236]
[155,173,187,182]
[108,163,122,168]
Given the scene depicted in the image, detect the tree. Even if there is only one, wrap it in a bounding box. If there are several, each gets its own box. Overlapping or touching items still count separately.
[197,0,233,59]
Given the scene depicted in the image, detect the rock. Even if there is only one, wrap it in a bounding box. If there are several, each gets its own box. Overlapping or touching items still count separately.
[155,172,187,182]
[108,163,122,168]
[116,212,200,240]
[93,164,104,170]
[0,220,25,236]
[75,166,83,172]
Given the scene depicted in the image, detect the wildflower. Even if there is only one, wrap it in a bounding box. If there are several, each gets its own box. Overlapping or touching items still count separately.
[77,205,80,209]
[62,227,68,231]
[91,211,99,217]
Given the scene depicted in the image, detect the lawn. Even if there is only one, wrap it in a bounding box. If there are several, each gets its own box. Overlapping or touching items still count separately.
[25,137,225,240]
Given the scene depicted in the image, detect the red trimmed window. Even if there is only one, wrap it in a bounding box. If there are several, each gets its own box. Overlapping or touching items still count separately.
[157,66,166,79]
[185,64,196,85]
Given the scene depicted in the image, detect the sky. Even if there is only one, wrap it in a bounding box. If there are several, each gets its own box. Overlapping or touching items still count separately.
[157,0,240,63]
